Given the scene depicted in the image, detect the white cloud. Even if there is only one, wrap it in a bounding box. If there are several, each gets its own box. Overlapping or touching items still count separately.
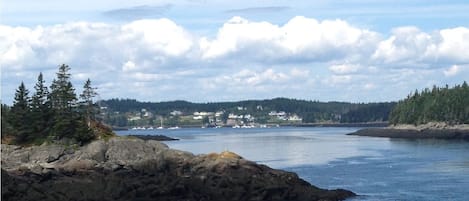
[120,19,193,56]
[372,26,469,65]
[1,16,468,104]
[212,68,290,87]
[130,72,169,81]
[0,25,41,69]
[435,27,469,63]
[199,16,379,62]
[122,61,137,72]
[444,65,460,77]
[372,26,432,64]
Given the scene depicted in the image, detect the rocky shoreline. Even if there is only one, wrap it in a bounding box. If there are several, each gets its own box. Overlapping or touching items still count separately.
[348,127,469,140]
[1,137,355,201]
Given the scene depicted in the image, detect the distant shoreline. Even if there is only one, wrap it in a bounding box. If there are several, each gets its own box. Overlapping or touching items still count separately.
[113,122,388,130]
[347,127,469,140]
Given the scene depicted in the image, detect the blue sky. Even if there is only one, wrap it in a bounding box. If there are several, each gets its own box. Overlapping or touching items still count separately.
[1,0,469,104]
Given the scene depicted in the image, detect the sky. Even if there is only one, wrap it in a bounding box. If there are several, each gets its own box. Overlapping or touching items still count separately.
[1,0,469,104]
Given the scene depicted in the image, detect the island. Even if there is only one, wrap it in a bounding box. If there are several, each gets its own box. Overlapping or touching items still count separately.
[349,82,469,140]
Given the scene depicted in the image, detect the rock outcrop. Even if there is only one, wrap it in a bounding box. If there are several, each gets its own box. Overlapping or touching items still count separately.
[1,137,355,201]
[348,128,469,140]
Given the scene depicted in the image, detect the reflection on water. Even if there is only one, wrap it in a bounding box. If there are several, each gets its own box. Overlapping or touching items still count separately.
[116,127,469,201]
[119,127,384,167]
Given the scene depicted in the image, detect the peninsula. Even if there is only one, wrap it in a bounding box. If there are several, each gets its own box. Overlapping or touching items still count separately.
[348,82,469,140]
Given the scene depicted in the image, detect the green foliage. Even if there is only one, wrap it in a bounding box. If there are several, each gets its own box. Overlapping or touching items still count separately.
[49,64,79,138]
[340,103,396,123]
[100,98,396,126]
[79,78,98,123]
[1,104,14,137]
[73,116,95,145]
[389,81,469,125]
[49,64,77,111]
[4,64,109,145]
[9,82,33,143]
[31,73,51,138]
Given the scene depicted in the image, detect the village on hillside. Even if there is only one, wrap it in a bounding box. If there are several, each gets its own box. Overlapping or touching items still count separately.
[101,105,303,129]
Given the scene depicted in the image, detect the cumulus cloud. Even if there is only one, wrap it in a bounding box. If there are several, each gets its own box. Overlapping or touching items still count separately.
[199,16,379,63]
[1,16,468,103]
[372,26,469,66]
[436,27,469,63]
[120,19,193,56]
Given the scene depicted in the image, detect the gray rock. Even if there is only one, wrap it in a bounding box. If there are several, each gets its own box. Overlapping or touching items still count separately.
[1,137,356,201]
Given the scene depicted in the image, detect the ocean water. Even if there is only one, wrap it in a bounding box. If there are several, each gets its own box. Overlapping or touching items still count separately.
[116,127,469,201]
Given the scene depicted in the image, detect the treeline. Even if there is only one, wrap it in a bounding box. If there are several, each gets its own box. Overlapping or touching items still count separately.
[1,64,112,145]
[100,98,395,125]
[389,82,469,125]
[340,103,396,123]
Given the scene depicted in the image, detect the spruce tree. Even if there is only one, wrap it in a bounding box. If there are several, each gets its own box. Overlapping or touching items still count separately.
[49,64,78,139]
[31,72,51,137]
[79,78,98,126]
[10,82,32,143]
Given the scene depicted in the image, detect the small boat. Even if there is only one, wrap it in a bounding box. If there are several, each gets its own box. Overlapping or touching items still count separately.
[168,126,180,130]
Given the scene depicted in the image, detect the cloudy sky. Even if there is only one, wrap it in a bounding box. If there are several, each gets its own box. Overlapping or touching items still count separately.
[1,0,469,104]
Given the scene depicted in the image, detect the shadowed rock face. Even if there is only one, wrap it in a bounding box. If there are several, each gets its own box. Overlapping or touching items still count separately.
[1,138,355,201]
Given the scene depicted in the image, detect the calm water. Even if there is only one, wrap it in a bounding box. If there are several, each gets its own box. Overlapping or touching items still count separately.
[116,127,469,201]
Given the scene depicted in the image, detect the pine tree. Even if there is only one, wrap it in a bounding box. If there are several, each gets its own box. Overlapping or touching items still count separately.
[10,82,32,143]
[31,72,51,137]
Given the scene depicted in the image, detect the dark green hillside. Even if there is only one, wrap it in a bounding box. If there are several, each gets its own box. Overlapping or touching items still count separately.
[389,81,469,125]
[340,103,396,123]
[100,98,395,126]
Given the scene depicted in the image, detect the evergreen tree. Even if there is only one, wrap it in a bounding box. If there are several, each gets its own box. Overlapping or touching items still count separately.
[389,82,469,125]
[10,82,32,143]
[1,104,13,137]
[31,72,51,137]
[79,78,98,126]
[49,64,78,138]
[49,64,77,111]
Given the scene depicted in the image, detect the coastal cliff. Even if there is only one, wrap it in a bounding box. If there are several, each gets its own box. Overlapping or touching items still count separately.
[1,137,355,201]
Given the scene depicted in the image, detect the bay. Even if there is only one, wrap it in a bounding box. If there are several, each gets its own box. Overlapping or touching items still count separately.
[116,127,469,201]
